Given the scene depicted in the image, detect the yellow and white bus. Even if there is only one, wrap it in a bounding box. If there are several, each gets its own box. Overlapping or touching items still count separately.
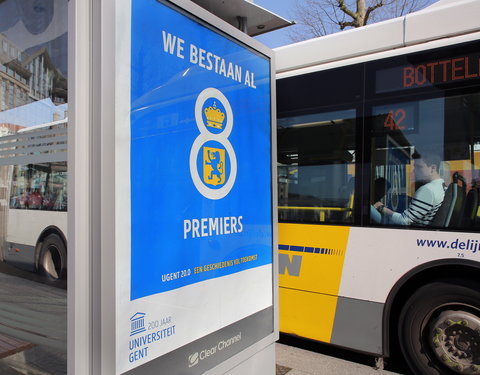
[0,119,68,282]
[275,1,480,374]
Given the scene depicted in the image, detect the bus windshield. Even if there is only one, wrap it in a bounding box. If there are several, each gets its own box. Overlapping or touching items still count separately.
[370,93,480,228]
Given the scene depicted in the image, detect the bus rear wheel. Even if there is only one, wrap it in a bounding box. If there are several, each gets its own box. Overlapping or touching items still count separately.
[38,234,67,281]
[398,281,480,375]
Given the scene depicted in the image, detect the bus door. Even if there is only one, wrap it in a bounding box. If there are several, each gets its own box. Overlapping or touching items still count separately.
[277,108,359,342]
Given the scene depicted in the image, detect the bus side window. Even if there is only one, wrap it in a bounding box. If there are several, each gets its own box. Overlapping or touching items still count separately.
[278,109,357,225]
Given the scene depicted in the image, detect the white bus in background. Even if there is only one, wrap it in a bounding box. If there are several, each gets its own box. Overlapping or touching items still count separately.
[0,119,67,282]
[275,1,480,374]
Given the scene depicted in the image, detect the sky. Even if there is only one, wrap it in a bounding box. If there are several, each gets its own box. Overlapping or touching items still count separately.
[253,0,296,49]
[253,0,439,50]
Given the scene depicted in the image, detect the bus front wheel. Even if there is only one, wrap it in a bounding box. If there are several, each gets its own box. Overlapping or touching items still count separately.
[398,280,480,375]
[38,234,67,281]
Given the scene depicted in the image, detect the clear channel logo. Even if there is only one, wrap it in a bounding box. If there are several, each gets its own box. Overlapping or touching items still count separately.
[189,88,237,200]
[188,352,199,368]
[187,332,242,368]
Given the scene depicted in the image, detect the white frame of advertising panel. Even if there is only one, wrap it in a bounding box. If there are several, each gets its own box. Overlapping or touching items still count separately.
[68,0,96,374]
[70,0,278,374]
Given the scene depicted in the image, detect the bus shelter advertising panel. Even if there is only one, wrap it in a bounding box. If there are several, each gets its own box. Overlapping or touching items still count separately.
[116,0,275,373]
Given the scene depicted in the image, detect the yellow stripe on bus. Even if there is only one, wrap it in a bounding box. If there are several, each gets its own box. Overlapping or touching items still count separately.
[280,288,339,343]
[279,223,350,343]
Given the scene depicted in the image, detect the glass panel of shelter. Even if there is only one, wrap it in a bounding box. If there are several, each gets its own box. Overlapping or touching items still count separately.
[0,1,67,373]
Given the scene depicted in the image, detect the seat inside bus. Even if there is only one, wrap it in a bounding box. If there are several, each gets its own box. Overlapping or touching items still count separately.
[461,183,480,228]
[431,172,466,228]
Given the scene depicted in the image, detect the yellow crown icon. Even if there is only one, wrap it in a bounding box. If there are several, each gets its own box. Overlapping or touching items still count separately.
[204,103,225,130]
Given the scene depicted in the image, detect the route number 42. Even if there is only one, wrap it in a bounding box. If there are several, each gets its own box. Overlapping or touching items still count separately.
[384,109,406,130]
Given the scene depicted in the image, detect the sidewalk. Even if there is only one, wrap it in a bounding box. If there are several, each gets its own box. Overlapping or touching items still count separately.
[276,343,403,375]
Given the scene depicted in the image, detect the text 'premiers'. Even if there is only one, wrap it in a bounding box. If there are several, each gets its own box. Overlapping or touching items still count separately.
[184,215,243,239]
[162,31,257,88]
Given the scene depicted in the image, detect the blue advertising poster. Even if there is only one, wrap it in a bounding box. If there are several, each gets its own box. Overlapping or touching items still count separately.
[130,0,272,300]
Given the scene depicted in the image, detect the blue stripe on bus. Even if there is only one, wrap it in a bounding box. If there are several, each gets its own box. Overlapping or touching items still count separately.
[278,244,341,256]
[290,246,304,252]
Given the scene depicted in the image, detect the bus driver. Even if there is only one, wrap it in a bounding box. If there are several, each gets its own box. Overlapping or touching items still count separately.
[373,153,446,226]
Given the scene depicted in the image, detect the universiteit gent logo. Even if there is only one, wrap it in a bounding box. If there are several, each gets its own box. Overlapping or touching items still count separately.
[130,312,146,336]
[189,88,237,200]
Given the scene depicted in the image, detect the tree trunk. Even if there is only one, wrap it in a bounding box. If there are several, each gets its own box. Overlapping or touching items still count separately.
[357,0,367,26]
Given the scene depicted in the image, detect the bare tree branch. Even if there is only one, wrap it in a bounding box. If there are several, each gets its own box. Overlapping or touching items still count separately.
[339,21,357,29]
[365,1,384,24]
[338,0,358,21]
[289,0,436,42]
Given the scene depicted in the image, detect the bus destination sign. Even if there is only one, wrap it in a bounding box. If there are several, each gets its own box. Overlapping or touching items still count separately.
[375,51,480,94]
[403,54,480,88]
